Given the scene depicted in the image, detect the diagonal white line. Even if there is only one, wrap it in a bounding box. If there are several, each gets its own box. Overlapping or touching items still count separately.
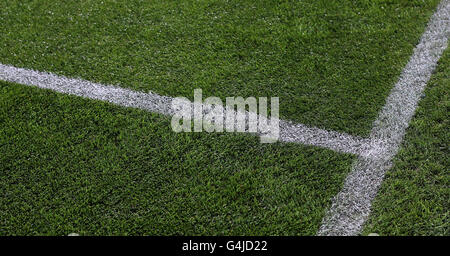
[318,0,449,236]
[1,0,446,236]
[279,120,372,156]
[0,63,369,155]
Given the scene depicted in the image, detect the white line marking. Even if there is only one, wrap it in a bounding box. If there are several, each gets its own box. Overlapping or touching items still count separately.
[0,63,368,155]
[0,0,446,236]
[318,0,449,236]
[279,120,372,156]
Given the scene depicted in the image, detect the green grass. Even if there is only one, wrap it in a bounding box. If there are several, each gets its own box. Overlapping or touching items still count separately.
[0,0,447,236]
[363,49,449,236]
[0,0,440,135]
[0,81,354,235]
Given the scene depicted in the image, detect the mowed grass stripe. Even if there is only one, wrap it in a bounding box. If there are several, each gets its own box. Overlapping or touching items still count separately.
[0,81,354,235]
[0,0,441,136]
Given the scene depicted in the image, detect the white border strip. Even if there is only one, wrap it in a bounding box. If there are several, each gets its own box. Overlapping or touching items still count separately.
[0,63,368,155]
[318,0,449,236]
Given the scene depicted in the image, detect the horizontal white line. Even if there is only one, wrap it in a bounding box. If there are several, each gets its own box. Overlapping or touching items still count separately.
[0,63,369,155]
[1,0,446,237]
[279,120,372,156]
[318,0,449,236]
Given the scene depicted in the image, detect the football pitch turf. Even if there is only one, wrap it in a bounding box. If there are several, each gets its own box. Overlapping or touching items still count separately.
[0,0,448,235]
[363,48,449,236]
[0,0,442,135]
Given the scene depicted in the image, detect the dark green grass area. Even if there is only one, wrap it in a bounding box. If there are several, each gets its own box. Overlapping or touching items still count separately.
[363,50,449,236]
[0,0,440,135]
[0,82,354,235]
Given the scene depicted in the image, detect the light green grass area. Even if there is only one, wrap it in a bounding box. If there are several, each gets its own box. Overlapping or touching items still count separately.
[364,49,449,236]
[0,0,440,135]
[0,82,354,235]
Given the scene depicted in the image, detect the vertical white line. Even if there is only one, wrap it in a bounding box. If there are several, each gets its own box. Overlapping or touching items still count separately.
[318,0,449,236]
